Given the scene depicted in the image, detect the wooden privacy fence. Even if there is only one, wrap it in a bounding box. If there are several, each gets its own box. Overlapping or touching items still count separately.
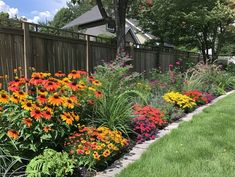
[0,20,203,88]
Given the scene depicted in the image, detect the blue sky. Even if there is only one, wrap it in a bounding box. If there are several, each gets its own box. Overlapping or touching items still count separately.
[0,0,68,23]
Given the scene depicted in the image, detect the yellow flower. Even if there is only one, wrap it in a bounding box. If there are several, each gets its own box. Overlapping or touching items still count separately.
[103,149,111,157]
[0,91,9,104]
[21,100,35,111]
[85,150,91,155]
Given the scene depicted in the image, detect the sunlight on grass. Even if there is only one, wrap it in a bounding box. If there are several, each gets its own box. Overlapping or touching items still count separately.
[117,93,235,177]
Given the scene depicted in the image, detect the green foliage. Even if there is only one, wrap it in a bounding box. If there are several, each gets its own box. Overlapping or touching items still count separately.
[136,0,235,60]
[0,144,28,177]
[26,149,76,177]
[183,62,235,96]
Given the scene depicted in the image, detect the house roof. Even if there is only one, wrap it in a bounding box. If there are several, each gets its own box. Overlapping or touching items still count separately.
[63,6,104,29]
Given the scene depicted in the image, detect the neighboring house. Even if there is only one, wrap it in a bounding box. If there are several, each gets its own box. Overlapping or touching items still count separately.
[63,5,155,45]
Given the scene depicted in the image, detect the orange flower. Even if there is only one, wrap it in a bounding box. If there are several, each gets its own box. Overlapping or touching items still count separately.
[30,73,44,85]
[0,92,9,104]
[95,91,103,97]
[68,82,78,91]
[63,98,75,109]
[22,118,33,127]
[44,81,60,91]
[61,112,74,125]
[10,95,19,104]
[71,112,80,121]
[55,71,66,77]
[7,130,19,139]
[43,110,52,120]
[13,91,27,100]
[92,80,102,86]
[103,149,111,157]
[43,126,52,133]
[93,151,100,160]
[68,70,81,79]
[48,93,64,106]
[37,94,47,104]
[30,109,43,120]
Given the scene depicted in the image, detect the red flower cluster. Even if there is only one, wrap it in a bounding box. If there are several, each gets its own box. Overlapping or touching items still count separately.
[183,90,213,105]
[132,117,157,143]
[134,105,166,126]
[132,105,166,143]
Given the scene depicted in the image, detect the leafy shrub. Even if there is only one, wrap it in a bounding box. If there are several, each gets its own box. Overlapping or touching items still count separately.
[163,91,196,111]
[26,149,75,177]
[64,126,129,169]
[0,70,102,154]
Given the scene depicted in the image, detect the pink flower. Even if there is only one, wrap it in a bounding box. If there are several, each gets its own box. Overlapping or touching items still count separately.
[169,64,173,68]
[176,61,181,65]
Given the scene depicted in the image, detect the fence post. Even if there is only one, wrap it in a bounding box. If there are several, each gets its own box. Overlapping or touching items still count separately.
[22,22,30,90]
[86,35,90,73]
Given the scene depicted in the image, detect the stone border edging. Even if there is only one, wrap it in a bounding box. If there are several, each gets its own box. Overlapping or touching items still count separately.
[95,90,235,177]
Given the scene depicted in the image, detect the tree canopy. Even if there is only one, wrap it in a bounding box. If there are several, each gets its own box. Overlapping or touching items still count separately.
[135,0,235,60]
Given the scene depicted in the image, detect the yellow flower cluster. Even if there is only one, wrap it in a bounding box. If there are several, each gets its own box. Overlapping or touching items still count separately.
[163,91,196,109]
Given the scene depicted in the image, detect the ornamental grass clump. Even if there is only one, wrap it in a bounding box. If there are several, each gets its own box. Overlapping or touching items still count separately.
[163,91,196,111]
[64,125,129,169]
[0,69,102,154]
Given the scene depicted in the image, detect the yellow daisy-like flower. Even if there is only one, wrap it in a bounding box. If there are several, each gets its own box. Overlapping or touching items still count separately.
[60,112,74,125]
[0,91,9,104]
[48,93,64,106]
[63,98,75,109]
[102,149,111,157]
[92,80,102,87]
[88,87,96,92]
[21,100,35,111]
[13,91,28,100]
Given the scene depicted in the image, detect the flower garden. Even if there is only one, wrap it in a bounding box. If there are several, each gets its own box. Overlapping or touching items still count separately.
[1,54,235,177]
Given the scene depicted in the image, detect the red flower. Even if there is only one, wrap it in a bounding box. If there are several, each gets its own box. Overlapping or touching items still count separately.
[37,94,47,104]
[95,91,103,97]
[55,71,66,77]
[31,109,43,120]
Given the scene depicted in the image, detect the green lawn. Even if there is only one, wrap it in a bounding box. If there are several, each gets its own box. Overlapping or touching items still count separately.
[117,93,235,177]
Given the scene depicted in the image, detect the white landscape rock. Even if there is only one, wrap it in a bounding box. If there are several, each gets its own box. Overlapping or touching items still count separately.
[95,90,235,177]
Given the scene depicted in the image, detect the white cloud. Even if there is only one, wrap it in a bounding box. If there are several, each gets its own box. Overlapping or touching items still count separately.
[28,10,53,23]
[0,0,18,17]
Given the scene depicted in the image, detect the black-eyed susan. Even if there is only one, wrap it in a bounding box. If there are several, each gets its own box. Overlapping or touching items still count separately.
[71,112,80,121]
[30,109,43,120]
[10,95,19,104]
[68,82,78,91]
[7,129,19,139]
[38,88,48,95]
[61,112,74,125]
[48,93,64,106]
[63,98,75,109]
[0,92,9,104]
[37,94,47,104]
[93,151,100,160]
[68,70,81,79]
[102,149,111,157]
[42,110,52,120]
[21,101,34,111]
[95,91,103,98]
[88,87,96,92]
[44,81,60,91]
[13,91,28,100]
[22,118,33,127]
[92,80,102,86]
[43,125,52,133]
[55,71,66,77]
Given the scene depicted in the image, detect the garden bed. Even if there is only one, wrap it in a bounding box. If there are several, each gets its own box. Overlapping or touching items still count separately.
[1,55,235,177]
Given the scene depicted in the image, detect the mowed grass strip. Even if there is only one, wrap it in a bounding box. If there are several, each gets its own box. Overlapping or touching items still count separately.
[117,93,235,177]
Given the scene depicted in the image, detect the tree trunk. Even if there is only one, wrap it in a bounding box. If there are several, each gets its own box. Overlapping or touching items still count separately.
[115,0,128,53]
